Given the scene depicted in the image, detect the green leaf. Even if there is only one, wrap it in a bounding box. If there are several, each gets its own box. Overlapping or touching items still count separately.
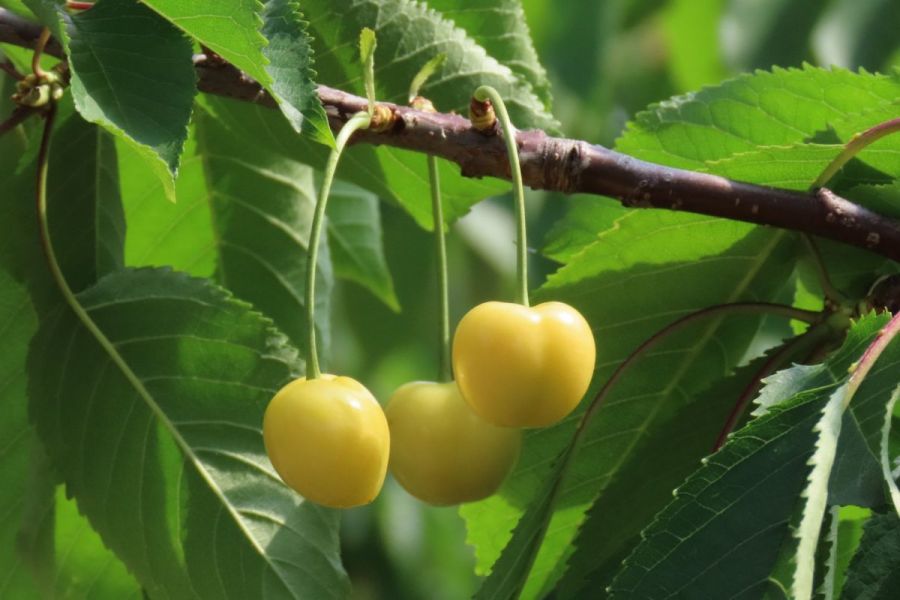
[46,112,125,292]
[198,95,503,229]
[0,0,36,19]
[28,267,350,599]
[261,0,334,146]
[541,196,628,263]
[140,0,270,87]
[880,387,900,517]
[52,485,142,598]
[794,385,847,600]
[0,271,43,598]
[303,0,557,129]
[464,216,796,598]
[359,27,376,112]
[0,273,140,599]
[832,506,871,598]
[662,0,728,92]
[326,179,399,311]
[54,0,196,200]
[195,100,334,362]
[286,0,556,227]
[609,390,827,598]
[558,332,827,597]
[2,103,126,305]
[616,66,900,169]
[118,135,217,278]
[841,511,900,599]
[606,318,884,599]
[425,0,552,108]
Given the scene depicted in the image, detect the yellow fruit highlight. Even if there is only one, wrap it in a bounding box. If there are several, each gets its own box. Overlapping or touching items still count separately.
[263,374,390,508]
[452,301,596,428]
[385,381,521,505]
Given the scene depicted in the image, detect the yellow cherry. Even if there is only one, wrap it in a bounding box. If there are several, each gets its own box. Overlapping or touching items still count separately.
[385,381,521,505]
[263,374,390,508]
[452,301,596,428]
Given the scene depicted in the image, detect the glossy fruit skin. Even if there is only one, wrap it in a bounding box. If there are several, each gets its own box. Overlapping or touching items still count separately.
[385,381,521,505]
[263,374,390,508]
[452,301,596,428]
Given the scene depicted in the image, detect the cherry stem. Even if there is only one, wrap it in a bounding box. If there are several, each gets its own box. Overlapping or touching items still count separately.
[813,117,900,189]
[473,85,528,307]
[305,110,372,380]
[31,26,49,78]
[801,234,845,306]
[712,322,833,450]
[34,105,154,412]
[428,154,452,382]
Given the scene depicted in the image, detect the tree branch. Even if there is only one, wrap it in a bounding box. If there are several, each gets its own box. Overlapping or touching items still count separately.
[2,8,899,262]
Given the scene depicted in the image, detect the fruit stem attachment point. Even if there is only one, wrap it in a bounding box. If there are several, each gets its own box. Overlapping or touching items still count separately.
[305,110,372,380]
[472,85,528,307]
[428,154,452,382]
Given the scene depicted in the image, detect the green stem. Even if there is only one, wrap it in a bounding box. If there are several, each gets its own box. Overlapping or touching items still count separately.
[801,234,845,305]
[812,117,900,189]
[473,85,528,306]
[428,155,451,382]
[34,107,146,405]
[305,110,371,380]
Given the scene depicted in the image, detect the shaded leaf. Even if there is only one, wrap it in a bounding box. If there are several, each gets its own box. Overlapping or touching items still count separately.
[426,0,552,108]
[607,317,884,599]
[140,0,270,87]
[195,100,333,362]
[464,217,796,598]
[261,0,334,146]
[326,179,399,311]
[28,267,350,599]
[54,0,196,199]
[198,95,503,229]
[841,511,900,600]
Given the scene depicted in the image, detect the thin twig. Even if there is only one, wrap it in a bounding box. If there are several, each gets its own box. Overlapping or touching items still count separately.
[801,235,845,305]
[1,59,23,80]
[0,105,38,136]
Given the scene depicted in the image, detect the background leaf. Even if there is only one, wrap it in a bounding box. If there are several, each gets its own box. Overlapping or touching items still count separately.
[28,267,350,599]
[54,0,196,199]
[841,511,900,599]
[326,179,399,311]
[426,0,552,108]
[195,98,334,363]
[607,317,884,599]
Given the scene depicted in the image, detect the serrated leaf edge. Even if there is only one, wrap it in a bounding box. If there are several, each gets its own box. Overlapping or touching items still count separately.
[791,384,846,600]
